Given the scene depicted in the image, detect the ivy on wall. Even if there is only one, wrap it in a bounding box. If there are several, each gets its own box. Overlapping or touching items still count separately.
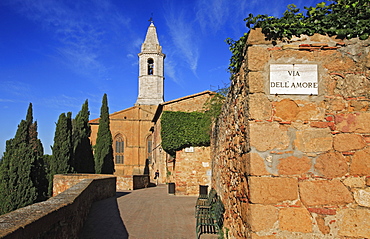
[226,0,370,77]
[161,111,211,157]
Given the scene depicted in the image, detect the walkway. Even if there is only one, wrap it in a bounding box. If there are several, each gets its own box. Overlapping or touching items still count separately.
[80,184,211,239]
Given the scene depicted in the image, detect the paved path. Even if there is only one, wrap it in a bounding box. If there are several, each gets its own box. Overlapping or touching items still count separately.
[80,184,207,239]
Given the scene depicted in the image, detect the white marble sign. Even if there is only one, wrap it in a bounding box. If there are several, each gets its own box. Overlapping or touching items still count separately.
[270,64,318,95]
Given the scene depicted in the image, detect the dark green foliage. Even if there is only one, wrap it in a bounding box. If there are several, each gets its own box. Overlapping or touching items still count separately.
[94,94,114,174]
[0,103,46,215]
[49,112,74,195]
[72,100,95,173]
[161,111,211,158]
[227,0,370,76]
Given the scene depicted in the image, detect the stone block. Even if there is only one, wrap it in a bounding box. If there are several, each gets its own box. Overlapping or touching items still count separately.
[274,99,299,121]
[333,134,366,152]
[327,98,346,111]
[354,188,370,207]
[250,122,290,152]
[350,148,370,176]
[247,153,269,176]
[247,46,269,71]
[335,112,370,133]
[277,156,311,176]
[248,72,265,93]
[294,128,332,153]
[279,207,313,233]
[250,233,276,239]
[342,177,366,188]
[316,215,330,234]
[299,180,353,206]
[249,94,272,120]
[248,204,278,231]
[249,177,298,204]
[247,28,272,45]
[339,209,370,237]
[296,101,325,121]
[314,152,348,178]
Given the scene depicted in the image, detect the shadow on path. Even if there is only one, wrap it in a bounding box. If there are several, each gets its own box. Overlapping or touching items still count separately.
[79,193,129,239]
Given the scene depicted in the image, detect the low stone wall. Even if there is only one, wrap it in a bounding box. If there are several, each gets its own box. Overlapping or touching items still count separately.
[0,175,116,239]
[133,175,150,190]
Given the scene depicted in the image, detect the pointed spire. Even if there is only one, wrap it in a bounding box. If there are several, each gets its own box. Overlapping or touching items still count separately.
[141,22,162,53]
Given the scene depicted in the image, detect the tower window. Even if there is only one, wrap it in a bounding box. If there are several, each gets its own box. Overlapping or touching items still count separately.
[147,58,154,75]
[114,135,124,164]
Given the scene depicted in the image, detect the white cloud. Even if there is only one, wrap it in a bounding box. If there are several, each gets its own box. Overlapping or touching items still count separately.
[164,3,200,76]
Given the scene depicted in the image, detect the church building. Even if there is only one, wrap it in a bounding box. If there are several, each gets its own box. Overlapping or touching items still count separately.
[89,22,214,191]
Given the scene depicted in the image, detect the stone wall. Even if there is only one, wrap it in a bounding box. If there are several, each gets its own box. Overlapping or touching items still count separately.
[212,29,370,238]
[0,175,116,239]
[172,146,211,195]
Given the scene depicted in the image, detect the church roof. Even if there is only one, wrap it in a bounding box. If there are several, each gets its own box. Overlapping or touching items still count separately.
[152,90,216,122]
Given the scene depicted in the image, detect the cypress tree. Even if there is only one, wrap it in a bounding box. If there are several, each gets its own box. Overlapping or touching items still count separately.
[0,103,44,214]
[72,100,95,173]
[49,112,73,195]
[94,94,114,174]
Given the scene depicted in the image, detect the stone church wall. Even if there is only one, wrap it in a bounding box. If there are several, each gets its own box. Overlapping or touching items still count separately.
[212,29,370,238]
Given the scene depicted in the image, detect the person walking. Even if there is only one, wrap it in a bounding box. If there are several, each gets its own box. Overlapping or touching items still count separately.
[154,170,159,185]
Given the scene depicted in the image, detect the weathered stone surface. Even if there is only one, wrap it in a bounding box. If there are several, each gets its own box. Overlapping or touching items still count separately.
[339,209,370,237]
[334,74,370,98]
[274,99,299,121]
[250,233,276,239]
[342,177,366,188]
[322,51,356,72]
[314,152,348,178]
[294,128,332,152]
[249,72,265,93]
[249,177,298,204]
[333,134,366,152]
[335,112,370,133]
[248,204,278,231]
[299,180,353,206]
[326,98,346,111]
[247,153,269,176]
[279,207,312,233]
[296,102,324,121]
[354,188,370,207]
[250,122,290,152]
[350,147,370,176]
[316,215,330,234]
[278,156,311,176]
[249,94,272,120]
[247,28,272,45]
[247,46,269,71]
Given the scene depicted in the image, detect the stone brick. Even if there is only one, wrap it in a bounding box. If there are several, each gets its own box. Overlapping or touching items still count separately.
[274,99,299,121]
[250,122,290,152]
[294,128,332,153]
[296,102,325,121]
[249,177,298,204]
[322,51,356,72]
[247,46,269,71]
[249,72,265,93]
[279,207,313,233]
[277,156,311,176]
[342,177,366,188]
[354,188,370,207]
[314,152,348,178]
[316,215,330,234]
[247,28,272,45]
[299,180,353,206]
[335,112,370,133]
[249,94,272,120]
[339,209,370,237]
[247,153,269,176]
[350,147,370,176]
[248,204,278,231]
[333,134,366,152]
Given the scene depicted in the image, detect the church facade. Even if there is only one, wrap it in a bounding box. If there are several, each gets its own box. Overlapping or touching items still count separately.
[90,23,214,190]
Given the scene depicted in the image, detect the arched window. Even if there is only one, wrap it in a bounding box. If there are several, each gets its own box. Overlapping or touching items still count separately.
[147,58,154,75]
[147,135,152,164]
[114,135,124,164]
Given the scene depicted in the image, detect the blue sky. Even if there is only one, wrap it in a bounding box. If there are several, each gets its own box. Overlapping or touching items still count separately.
[0,0,325,155]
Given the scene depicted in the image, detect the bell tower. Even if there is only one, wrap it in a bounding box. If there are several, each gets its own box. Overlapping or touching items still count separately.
[135,22,165,105]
